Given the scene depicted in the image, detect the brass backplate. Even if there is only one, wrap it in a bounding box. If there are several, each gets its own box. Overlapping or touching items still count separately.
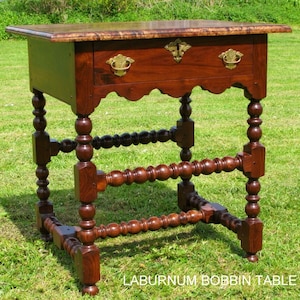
[106,54,134,77]
[218,48,243,70]
[165,38,191,63]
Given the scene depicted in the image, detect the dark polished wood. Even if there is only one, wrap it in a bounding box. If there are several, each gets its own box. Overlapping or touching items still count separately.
[97,155,242,189]
[32,90,54,242]
[6,20,291,295]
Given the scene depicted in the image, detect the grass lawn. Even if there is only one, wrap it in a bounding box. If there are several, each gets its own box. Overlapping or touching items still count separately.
[0,27,299,299]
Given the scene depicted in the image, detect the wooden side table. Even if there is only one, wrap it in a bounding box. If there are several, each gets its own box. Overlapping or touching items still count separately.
[6,20,291,295]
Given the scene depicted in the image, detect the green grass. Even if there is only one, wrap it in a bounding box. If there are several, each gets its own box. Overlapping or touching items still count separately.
[0,28,300,299]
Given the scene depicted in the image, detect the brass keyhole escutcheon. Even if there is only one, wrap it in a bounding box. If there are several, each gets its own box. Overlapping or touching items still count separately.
[106,54,135,77]
[165,38,191,63]
[218,48,243,69]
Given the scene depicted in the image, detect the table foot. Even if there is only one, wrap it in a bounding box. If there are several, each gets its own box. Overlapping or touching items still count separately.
[238,217,263,262]
[245,253,259,262]
[82,285,99,296]
[43,216,100,293]
[74,245,100,296]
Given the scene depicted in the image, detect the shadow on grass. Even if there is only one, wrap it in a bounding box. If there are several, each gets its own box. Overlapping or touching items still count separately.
[1,181,244,288]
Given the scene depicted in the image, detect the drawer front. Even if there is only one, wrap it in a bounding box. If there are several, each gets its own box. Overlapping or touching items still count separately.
[93,35,254,87]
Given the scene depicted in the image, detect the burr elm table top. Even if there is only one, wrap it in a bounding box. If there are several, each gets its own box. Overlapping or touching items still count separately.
[6,20,291,42]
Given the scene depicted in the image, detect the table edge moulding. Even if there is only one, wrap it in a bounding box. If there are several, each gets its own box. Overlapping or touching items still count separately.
[6,20,291,296]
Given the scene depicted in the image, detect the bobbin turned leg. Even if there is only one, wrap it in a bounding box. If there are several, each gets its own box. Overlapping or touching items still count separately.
[32,90,54,241]
[74,115,100,295]
[238,97,265,262]
[176,93,195,211]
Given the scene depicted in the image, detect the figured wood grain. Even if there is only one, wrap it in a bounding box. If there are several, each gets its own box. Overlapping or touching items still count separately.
[6,20,291,42]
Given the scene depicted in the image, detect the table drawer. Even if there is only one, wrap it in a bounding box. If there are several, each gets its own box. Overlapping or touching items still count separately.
[93,35,254,87]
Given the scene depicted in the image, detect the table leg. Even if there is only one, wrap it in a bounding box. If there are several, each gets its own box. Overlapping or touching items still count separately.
[239,97,265,262]
[176,93,195,211]
[32,90,54,241]
[74,115,100,295]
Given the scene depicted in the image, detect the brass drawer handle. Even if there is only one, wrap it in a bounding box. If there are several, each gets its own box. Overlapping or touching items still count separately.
[218,48,243,69]
[106,54,135,77]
